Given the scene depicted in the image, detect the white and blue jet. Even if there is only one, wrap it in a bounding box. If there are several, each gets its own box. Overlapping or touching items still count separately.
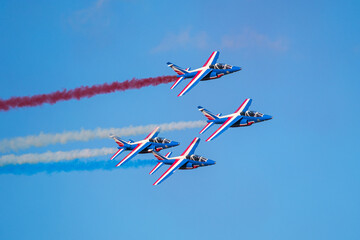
[198,98,273,142]
[110,127,180,167]
[149,137,215,185]
[167,51,241,97]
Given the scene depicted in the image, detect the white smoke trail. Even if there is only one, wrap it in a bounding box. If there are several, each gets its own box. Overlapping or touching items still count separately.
[0,120,206,153]
[0,147,116,166]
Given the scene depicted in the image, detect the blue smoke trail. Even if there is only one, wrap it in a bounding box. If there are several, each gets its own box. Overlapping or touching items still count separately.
[0,159,154,175]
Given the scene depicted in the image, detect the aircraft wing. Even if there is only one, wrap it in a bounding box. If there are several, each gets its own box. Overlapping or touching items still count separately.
[203,51,220,67]
[235,98,252,113]
[144,127,160,140]
[181,137,200,156]
[115,142,150,167]
[149,162,164,175]
[206,115,242,142]
[110,148,125,161]
[153,158,187,185]
[170,68,190,90]
[177,69,212,97]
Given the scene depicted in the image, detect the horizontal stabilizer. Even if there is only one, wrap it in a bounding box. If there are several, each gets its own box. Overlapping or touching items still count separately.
[110,135,128,147]
[198,106,219,121]
[167,62,189,75]
[152,151,168,161]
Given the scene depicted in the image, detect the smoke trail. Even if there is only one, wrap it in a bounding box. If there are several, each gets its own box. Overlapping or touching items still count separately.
[0,147,116,166]
[0,120,206,153]
[0,159,154,175]
[0,75,177,111]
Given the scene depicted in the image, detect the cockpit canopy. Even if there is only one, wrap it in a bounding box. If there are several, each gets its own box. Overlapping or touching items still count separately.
[186,154,208,162]
[241,111,264,117]
[209,63,232,70]
[150,137,171,144]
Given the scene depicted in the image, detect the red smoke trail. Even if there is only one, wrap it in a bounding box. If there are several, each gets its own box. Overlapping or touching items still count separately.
[0,75,177,111]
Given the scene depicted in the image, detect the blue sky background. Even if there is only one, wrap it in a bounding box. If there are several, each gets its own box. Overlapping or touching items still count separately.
[1,0,360,239]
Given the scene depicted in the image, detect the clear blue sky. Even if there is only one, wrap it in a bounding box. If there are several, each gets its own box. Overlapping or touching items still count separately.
[1,0,360,239]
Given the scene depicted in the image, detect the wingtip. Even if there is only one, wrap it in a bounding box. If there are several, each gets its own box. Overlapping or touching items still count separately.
[115,162,123,167]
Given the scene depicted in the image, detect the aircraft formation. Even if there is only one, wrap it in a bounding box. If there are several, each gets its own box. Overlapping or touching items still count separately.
[109,51,272,185]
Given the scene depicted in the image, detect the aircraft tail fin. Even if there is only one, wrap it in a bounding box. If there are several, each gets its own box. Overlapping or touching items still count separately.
[198,106,220,121]
[110,134,129,147]
[167,62,189,75]
[152,151,168,161]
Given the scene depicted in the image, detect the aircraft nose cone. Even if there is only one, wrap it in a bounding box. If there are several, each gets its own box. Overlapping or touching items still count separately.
[207,160,216,165]
[172,141,180,146]
[263,115,273,121]
[233,66,242,72]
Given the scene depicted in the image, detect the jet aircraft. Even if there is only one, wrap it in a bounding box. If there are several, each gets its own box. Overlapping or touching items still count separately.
[110,127,180,167]
[149,137,215,185]
[167,51,242,97]
[198,98,272,142]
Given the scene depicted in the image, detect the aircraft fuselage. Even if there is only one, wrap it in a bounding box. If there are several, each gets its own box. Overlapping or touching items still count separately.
[210,113,272,127]
[119,140,179,153]
[180,66,241,81]
[158,155,216,170]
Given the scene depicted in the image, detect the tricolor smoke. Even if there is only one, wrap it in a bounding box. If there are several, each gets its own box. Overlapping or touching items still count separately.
[0,147,116,166]
[0,120,206,153]
[0,159,154,175]
[0,75,177,111]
